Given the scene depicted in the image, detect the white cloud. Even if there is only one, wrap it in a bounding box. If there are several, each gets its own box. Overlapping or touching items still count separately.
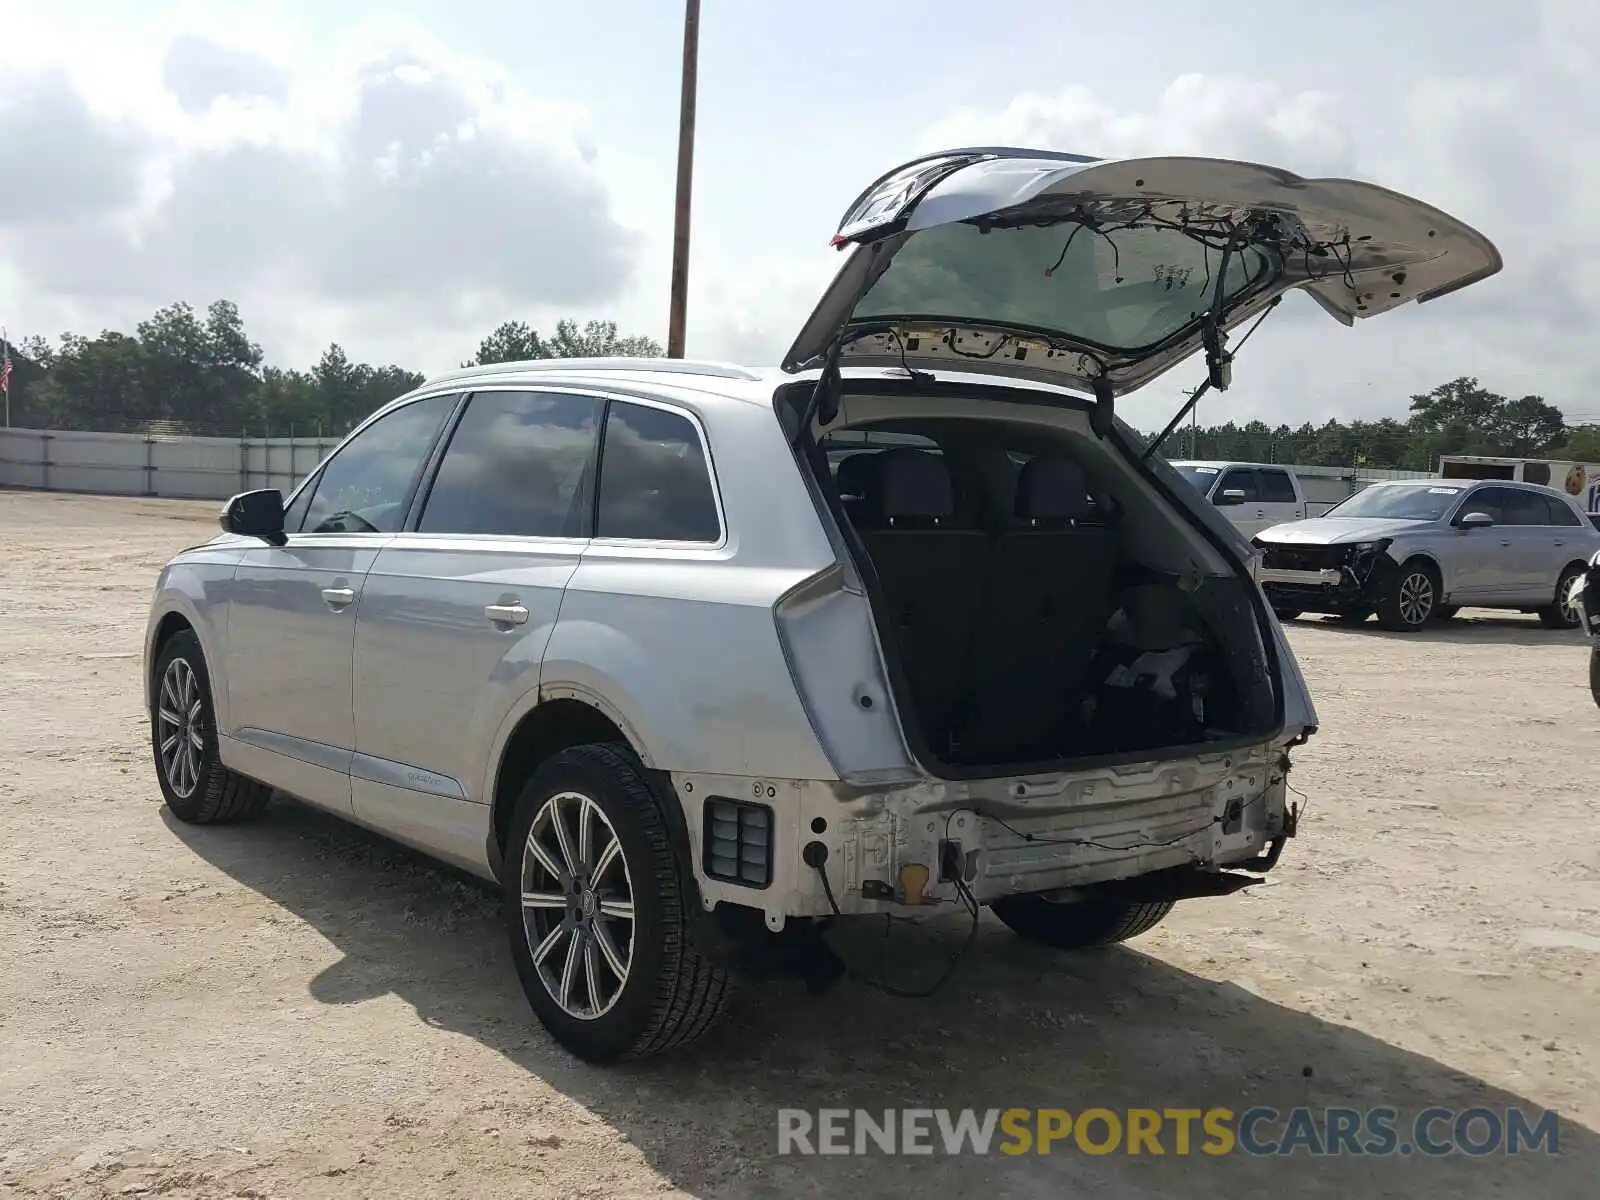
[0,17,641,371]
[1,1,1597,434]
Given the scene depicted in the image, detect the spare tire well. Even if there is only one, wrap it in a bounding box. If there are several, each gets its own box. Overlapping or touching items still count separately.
[491,699,635,862]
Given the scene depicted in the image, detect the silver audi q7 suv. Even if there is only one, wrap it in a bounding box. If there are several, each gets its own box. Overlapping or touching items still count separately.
[144,147,1502,1062]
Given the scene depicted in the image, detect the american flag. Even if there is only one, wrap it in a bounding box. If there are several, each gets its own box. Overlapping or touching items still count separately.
[0,345,10,395]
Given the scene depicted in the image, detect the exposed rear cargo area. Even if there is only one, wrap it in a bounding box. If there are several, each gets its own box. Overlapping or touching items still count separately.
[812,407,1279,773]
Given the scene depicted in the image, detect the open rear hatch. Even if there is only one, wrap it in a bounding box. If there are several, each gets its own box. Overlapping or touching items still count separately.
[783,147,1502,432]
[776,147,1501,779]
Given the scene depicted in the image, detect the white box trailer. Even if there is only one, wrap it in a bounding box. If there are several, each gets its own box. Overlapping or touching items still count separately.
[1437,455,1600,514]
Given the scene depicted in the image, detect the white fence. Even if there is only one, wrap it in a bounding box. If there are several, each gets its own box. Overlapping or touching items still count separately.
[0,423,1438,505]
[0,426,337,501]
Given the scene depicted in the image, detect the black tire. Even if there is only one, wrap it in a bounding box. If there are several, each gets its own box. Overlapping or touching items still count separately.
[504,742,731,1063]
[989,893,1174,950]
[1272,607,1302,622]
[151,629,273,824]
[1590,646,1600,710]
[1537,564,1586,630]
[1433,604,1460,621]
[1376,559,1439,632]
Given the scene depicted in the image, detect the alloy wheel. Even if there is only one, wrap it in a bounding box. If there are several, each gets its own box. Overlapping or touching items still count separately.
[1558,576,1584,627]
[157,658,206,799]
[1397,570,1435,626]
[518,790,636,1020]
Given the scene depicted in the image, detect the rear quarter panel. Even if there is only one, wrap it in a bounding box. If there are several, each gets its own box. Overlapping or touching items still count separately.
[538,392,843,781]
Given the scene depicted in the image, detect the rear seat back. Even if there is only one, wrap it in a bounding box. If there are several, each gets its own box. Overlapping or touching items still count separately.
[833,452,875,525]
[959,452,1120,760]
[854,448,990,751]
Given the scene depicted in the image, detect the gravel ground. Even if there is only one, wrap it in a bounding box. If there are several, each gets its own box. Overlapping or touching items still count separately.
[1,489,1596,1199]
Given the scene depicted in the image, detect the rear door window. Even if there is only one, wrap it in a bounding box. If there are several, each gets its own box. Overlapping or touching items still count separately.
[1257,468,1297,503]
[595,400,721,542]
[1498,489,1550,527]
[417,390,602,537]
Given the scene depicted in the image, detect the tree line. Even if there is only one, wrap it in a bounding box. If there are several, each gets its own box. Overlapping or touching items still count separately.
[4,298,1597,465]
[3,300,662,437]
[1155,376,1600,470]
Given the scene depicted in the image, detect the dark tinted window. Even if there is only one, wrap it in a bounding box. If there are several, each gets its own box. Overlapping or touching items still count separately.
[1463,486,1512,524]
[1257,468,1296,503]
[418,390,601,537]
[596,401,720,542]
[302,394,456,534]
[1217,469,1258,502]
[1543,495,1582,527]
[1498,488,1550,526]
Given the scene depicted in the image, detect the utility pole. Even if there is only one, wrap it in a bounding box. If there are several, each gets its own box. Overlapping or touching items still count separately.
[666,0,701,358]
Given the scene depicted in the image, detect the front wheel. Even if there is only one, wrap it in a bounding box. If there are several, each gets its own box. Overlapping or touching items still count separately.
[1376,560,1439,632]
[504,743,731,1063]
[990,893,1174,950]
[151,630,273,824]
[1537,565,1586,630]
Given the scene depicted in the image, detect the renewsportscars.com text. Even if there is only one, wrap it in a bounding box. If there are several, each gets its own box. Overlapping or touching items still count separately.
[776,1106,1562,1157]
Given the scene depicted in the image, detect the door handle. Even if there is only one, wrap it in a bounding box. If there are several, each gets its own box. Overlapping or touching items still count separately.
[1554,540,1564,547]
[321,586,356,609]
[1499,539,1511,547]
[485,603,529,626]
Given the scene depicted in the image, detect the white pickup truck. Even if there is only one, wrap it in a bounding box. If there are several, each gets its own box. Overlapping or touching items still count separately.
[1168,460,1354,537]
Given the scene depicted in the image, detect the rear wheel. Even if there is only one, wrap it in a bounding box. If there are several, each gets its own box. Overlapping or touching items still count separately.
[1376,560,1439,632]
[1537,564,1586,630]
[990,892,1174,950]
[151,630,273,824]
[504,743,731,1063]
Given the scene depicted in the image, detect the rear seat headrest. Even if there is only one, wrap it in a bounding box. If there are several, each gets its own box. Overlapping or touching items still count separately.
[1016,454,1093,522]
[834,453,875,499]
[871,448,954,521]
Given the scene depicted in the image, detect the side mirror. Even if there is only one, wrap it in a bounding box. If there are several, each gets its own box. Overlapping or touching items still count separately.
[221,489,287,546]
[1456,510,1494,530]
[1214,488,1247,507]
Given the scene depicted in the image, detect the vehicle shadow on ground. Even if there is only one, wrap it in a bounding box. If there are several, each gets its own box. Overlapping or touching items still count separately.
[166,803,1595,1200]
[1290,612,1586,649]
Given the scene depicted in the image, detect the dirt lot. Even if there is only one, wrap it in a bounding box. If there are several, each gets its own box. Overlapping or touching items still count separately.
[0,489,1596,1199]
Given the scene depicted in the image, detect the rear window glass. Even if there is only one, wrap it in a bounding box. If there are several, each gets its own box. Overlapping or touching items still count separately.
[596,401,720,542]
[853,219,1268,351]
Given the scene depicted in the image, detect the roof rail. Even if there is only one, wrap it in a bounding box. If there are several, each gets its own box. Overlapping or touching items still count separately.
[421,357,766,388]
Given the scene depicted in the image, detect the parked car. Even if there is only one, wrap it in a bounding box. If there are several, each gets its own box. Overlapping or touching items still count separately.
[1169,460,1354,537]
[1255,478,1600,631]
[143,147,1501,1062]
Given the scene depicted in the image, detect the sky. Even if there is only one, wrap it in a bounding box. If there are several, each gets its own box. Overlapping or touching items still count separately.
[1,0,1596,432]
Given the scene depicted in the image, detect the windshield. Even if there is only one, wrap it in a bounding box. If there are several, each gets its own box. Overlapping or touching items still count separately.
[1322,484,1466,522]
[852,218,1270,351]
[1173,464,1221,492]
